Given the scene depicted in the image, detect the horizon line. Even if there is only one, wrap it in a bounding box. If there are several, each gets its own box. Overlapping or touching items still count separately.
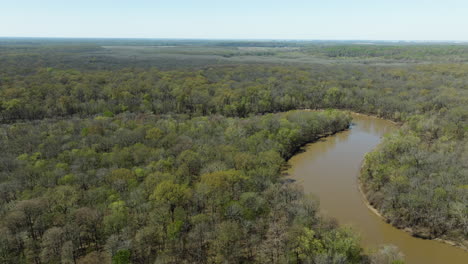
[1,36,468,43]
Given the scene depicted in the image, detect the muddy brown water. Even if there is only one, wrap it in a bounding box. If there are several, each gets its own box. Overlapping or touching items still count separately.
[286,114,468,264]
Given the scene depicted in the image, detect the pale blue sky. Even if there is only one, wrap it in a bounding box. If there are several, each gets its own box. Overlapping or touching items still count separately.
[1,0,467,40]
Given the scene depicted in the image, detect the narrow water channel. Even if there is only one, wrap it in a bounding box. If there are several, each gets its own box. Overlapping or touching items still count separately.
[286,114,468,264]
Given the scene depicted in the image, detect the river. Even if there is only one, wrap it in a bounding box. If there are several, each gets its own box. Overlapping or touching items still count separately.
[286,114,468,264]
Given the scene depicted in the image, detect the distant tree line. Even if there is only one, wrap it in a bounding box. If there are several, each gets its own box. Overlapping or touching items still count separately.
[303,45,468,61]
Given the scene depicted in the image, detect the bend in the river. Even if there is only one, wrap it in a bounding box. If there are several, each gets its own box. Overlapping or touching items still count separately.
[286,113,468,264]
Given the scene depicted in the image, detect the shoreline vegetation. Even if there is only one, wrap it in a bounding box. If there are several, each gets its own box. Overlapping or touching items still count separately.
[359,168,468,252]
[358,136,468,252]
[287,112,467,252]
[358,170,468,252]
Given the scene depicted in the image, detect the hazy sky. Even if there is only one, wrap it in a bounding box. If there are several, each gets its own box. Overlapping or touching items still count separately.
[1,0,467,40]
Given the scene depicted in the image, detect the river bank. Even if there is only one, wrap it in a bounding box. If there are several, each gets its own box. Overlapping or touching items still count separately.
[286,113,468,264]
[358,163,468,252]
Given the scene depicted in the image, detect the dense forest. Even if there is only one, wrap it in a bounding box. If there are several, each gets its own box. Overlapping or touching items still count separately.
[0,110,365,263]
[361,112,467,241]
[2,63,467,123]
[1,40,467,263]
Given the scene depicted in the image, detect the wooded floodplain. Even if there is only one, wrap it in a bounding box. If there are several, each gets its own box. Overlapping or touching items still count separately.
[0,39,467,264]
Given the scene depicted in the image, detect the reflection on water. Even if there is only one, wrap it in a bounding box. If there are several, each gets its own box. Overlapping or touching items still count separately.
[287,114,468,264]
[352,115,395,136]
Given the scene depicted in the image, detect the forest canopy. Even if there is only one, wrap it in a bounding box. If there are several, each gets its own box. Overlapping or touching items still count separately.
[0,110,358,263]
[0,40,467,263]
